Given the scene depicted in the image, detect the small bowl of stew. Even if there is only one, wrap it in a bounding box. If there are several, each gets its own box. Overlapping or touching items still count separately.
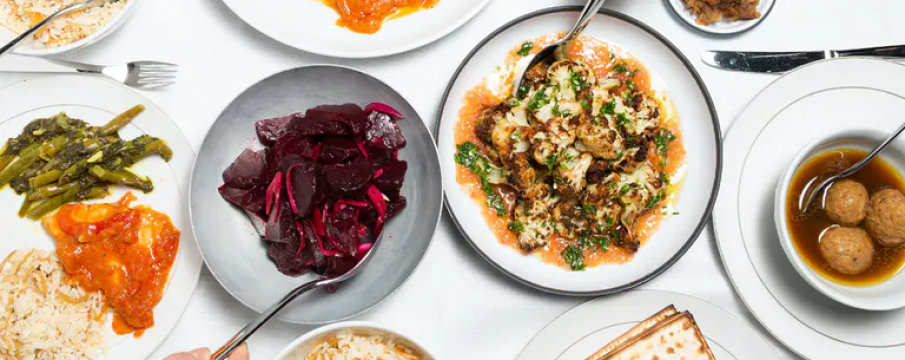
[775,129,905,311]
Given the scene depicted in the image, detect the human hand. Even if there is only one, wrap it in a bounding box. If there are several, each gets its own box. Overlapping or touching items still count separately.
[162,344,249,360]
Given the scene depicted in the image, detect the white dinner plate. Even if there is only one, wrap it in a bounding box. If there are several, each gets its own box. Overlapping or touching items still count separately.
[0,75,202,360]
[516,289,779,360]
[665,0,776,35]
[713,57,905,359]
[437,7,721,295]
[218,0,491,58]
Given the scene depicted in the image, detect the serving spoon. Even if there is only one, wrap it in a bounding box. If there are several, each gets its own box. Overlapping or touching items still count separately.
[0,0,110,58]
[510,0,608,99]
[211,233,385,360]
[799,122,905,213]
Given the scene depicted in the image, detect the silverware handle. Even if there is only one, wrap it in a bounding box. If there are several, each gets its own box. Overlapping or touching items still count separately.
[837,45,905,58]
[211,279,323,360]
[563,0,607,42]
[839,121,905,178]
[0,1,92,58]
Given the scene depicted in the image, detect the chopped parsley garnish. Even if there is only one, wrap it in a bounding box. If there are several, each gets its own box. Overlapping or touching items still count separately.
[561,245,586,271]
[455,142,507,216]
[581,203,595,213]
[518,85,530,97]
[646,191,664,209]
[551,102,561,116]
[561,108,572,117]
[578,235,610,252]
[609,228,622,242]
[673,211,680,215]
[527,89,549,110]
[612,62,629,75]
[569,71,586,91]
[601,98,616,116]
[654,128,677,157]
[508,220,525,234]
[605,216,614,228]
[580,99,591,111]
[625,136,640,141]
[619,183,630,195]
[626,79,636,91]
[517,41,534,56]
[616,112,631,128]
[508,99,520,107]
[623,91,634,107]
[659,170,670,185]
[510,131,522,140]
[545,152,559,170]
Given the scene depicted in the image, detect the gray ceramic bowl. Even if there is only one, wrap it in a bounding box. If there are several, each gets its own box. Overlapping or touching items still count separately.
[190,65,443,324]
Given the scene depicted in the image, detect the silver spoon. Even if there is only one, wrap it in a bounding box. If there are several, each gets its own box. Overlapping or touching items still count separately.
[510,0,608,99]
[800,122,905,213]
[211,233,385,360]
[0,0,111,58]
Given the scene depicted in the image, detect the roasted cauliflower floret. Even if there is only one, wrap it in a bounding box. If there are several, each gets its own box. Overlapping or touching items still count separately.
[582,172,620,204]
[577,118,623,160]
[476,104,507,145]
[617,164,666,223]
[580,200,623,235]
[553,150,593,199]
[547,59,596,102]
[503,152,537,193]
[531,117,576,165]
[553,201,589,238]
[513,188,559,251]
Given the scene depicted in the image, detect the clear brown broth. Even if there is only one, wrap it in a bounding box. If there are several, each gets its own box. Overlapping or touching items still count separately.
[786,149,905,286]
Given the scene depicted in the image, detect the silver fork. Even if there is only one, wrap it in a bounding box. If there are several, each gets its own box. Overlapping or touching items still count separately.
[46,59,178,89]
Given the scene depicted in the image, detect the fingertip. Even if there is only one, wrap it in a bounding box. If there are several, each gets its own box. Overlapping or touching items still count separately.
[189,347,212,360]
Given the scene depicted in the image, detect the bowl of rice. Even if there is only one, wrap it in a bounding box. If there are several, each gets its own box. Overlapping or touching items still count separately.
[275,321,436,360]
[0,0,136,56]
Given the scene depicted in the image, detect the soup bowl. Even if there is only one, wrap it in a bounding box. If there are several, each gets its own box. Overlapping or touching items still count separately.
[273,321,437,360]
[775,129,905,311]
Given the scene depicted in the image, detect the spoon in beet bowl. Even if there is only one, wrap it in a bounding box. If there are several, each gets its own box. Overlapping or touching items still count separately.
[211,103,408,360]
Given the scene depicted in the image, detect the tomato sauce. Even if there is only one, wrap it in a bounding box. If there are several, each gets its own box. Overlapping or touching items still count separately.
[42,193,180,336]
[320,0,440,34]
[455,34,686,269]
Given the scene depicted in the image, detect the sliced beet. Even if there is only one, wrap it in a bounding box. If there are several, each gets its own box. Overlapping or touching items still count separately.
[292,113,351,136]
[366,112,406,151]
[387,195,407,220]
[245,210,267,237]
[268,240,309,277]
[272,132,316,164]
[323,256,358,278]
[301,220,326,270]
[255,114,295,145]
[374,159,407,199]
[325,205,361,256]
[318,137,360,165]
[265,172,282,216]
[364,103,404,119]
[285,159,324,218]
[218,185,266,214]
[264,194,296,244]
[324,158,373,197]
[305,104,368,135]
[222,148,272,190]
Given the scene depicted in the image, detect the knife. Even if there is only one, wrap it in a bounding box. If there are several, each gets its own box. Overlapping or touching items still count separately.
[702,45,905,73]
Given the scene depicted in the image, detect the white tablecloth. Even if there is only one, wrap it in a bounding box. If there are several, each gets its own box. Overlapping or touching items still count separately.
[3,0,905,359]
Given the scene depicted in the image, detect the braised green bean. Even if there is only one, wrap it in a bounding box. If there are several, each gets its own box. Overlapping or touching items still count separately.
[101,105,145,135]
[89,165,153,193]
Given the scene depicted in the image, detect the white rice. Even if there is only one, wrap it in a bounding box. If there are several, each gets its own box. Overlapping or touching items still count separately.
[0,249,107,360]
[0,0,126,47]
[304,330,422,360]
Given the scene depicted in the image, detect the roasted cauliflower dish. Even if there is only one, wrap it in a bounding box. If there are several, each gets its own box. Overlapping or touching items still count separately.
[456,41,682,271]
